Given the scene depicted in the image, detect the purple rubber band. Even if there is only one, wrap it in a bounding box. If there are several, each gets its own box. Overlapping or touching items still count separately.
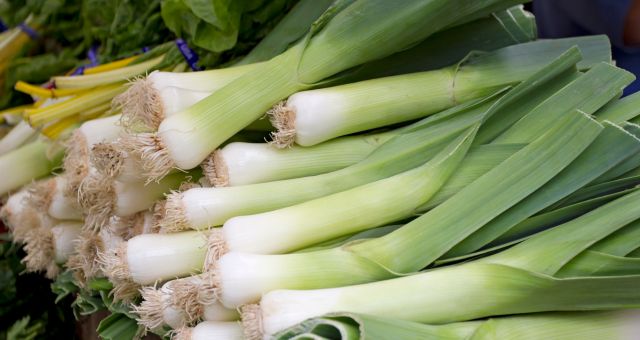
[18,23,38,39]
[175,38,202,71]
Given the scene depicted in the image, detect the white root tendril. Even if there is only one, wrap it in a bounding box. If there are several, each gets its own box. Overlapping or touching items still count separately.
[169,272,218,324]
[110,278,141,304]
[169,326,193,340]
[202,150,229,187]
[67,230,104,286]
[91,141,125,178]
[98,242,130,281]
[26,179,55,211]
[267,101,296,148]
[204,229,227,272]
[241,304,264,340]
[135,286,169,331]
[121,132,174,183]
[22,227,56,277]
[62,130,89,198]
[113,75,165,132]
[159,192,190,234]
[78,173,115,231]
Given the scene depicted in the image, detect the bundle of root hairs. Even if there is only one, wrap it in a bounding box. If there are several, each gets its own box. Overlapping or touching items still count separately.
[21,226,59,279]
[240,304,264,340]
[77,170,116,231]
[157,180,208,234]
[96,242,140,303]
[267,100,296,148]
[201,150,228,187]
[112,75,165,132]
[169,272,218,325]
[67,227,124,286]
[62,130,91,198]
[0,189,47,243]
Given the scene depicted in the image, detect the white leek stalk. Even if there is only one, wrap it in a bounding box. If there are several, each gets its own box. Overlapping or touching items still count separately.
[101,231,208,285]
[174,321,243,340]
[268,37,610,147]
[0,120,37,156]
[205,132,393,187]
[51,222,83,264]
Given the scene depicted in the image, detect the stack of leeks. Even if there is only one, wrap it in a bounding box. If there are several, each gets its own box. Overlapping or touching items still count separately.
[3,1,640,339]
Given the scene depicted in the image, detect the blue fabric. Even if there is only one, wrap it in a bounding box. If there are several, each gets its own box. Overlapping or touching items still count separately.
[534,0,640,95]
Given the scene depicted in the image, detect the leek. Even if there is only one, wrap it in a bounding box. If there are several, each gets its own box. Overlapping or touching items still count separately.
[173,321,243,340]
[28,176,83,220]
[67,228,124,284]
[210,110,601,309]
[248,187,640,338]
[0,120,37,156]
[63,114,122,196]
[204,132,393,187]
[274,311,640,340]
[0,189,56,243]
[269,37,609,147]
[0,140,63,195]
[136,274,238,330]
[101,231,208,285]
[78,169,198,230]
[129,0,531,180]
[115,62,262,131]
[22,221,82,279]
[595,91,640,124]
[118,5,533,134]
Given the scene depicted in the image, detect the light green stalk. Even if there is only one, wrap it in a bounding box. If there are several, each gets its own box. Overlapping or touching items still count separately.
[592,123,640,183]
[446,120,640,257]
[236,0,334,66]
[281,37,611,147]
[482,187,639,249]
[0,140,62,195]
[207,131,395,187]
[595,91,640,123]
[274,311,640,340]
[491,63,634,143]
[222,126,476,254]
[347,5,537,81]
